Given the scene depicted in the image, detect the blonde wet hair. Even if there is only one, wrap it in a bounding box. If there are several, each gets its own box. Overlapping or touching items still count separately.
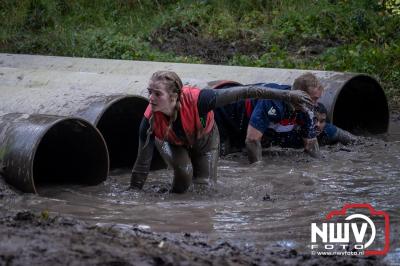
[144,71,183,148]
[292,72,323,93]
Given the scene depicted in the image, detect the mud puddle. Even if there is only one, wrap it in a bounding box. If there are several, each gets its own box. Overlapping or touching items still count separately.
[1,120,400,265]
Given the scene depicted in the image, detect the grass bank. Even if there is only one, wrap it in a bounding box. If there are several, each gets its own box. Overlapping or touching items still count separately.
[1,0,399,108]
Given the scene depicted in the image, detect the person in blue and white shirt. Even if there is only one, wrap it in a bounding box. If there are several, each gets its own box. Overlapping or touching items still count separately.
[214,73,323,163]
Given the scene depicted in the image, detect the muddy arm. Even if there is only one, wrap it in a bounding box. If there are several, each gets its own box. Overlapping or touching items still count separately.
[130,118,154,189]
[245,139,262,164]
[304,138,320,158]
[333,128,359,145]
[214,85,313,109]
[245,125,263,164]
[299,108,320,158]
[318,123,359,146]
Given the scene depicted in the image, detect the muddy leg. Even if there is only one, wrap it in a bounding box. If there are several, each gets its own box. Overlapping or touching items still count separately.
[191,125,219,185]
[155,140,192,193]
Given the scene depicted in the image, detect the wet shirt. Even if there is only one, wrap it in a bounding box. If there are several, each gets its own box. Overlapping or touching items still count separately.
[251,99,316,136]
[263,122,339,148]
[317,122,339,146]
[249,83,316,139]
[139,88,218,145]
[134,89,217,174]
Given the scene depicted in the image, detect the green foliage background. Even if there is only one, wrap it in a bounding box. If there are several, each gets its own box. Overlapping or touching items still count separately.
[1,0,399,108]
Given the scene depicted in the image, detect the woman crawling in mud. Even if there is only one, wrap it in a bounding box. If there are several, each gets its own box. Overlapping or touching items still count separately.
[130,70,314,193]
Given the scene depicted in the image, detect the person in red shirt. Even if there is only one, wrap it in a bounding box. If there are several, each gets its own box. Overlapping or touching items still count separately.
[130,71,313,193]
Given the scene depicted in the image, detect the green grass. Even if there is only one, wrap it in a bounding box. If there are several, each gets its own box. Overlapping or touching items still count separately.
[1,0,399,108]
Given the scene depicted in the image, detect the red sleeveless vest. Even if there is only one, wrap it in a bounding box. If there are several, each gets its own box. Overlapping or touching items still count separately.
[144,85,214,145]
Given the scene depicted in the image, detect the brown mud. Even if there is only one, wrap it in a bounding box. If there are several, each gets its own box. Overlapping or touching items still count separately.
[1,118,400,265]
[150,22,267,64]
[149,22,341,64]
[0,209,385,266]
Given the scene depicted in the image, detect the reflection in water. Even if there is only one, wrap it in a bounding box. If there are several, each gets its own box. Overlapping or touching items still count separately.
[5,121,400,264]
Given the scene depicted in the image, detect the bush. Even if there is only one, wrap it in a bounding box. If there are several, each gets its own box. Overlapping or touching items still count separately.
[24,0,56,31]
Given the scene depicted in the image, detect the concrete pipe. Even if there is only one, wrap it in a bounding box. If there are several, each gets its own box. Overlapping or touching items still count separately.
[74,94,163,169]
[317,73,388,134]
[0,113,109,193]
[0,72,165,169]
[0,54,389,133]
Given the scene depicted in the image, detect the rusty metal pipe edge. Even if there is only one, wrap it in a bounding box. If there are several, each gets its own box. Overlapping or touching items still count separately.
[77,94,166,170]
[0,113,109,193]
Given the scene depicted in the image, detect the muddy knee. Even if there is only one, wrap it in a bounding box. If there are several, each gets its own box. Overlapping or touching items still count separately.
[192,127,219,183]
[171,164,193,193]
[192,150,218,185]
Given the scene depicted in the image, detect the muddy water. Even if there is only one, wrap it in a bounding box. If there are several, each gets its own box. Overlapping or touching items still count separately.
[3,121,400,264]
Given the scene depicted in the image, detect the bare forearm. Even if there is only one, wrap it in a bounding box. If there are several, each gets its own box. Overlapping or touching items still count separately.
[304,138,320,158]
[246,139,262,164]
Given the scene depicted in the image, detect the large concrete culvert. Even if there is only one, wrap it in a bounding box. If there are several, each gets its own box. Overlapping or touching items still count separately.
[94,95,165,170]
[0,114,109,193]
[0,82,166,172]
[0,54,389,137]
[325,75,389,134]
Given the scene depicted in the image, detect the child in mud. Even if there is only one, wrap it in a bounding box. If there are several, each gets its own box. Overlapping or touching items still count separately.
[214,73,323,163]
[130,71,313,193]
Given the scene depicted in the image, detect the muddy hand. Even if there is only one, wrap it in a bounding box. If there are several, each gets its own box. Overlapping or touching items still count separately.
[304,138,320,158]
[287,90,313,110]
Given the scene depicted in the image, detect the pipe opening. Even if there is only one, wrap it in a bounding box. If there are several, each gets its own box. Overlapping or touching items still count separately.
[33,119,108,187]
[332,75,389,134]
[96,96,166,170]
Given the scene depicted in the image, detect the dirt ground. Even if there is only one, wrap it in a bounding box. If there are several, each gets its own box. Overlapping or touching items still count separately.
[149,22,340,64]
[150,22,267,64]
[0,176,386,266]
[2,94,398,266]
